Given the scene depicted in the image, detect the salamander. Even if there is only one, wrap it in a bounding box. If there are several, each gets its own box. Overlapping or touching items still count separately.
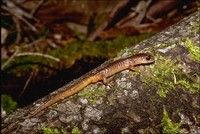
[29,53,155,118]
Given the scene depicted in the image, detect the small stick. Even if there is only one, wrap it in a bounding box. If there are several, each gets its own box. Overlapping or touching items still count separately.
[16,52,60,62]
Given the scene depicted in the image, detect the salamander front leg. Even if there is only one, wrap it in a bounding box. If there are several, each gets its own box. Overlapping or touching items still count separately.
[129,66,145,72]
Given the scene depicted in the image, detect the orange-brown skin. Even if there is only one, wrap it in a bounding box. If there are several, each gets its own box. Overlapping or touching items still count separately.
[29,53,154,118]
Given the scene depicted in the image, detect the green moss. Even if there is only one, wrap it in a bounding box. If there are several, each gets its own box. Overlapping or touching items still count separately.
[197,115,200,120]
[71,127,81,134]
[78,84,107,104]
[185,38,200,62]
[176,79,199,92]
[116,47,129,57]
[142,54,178,98]
[2,52,60,77]
[142,53,199,97]
[129,71,140,77]
[161,108,183,134]
[38,127,66,134]
[1,94,18,113]
[191,20,200,34]
[74,28,86,42]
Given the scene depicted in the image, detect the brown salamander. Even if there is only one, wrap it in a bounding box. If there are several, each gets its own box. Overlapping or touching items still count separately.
[29,53,154,118]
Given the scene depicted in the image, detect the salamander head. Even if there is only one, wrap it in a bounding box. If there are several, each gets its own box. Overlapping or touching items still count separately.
[130,53,155,65]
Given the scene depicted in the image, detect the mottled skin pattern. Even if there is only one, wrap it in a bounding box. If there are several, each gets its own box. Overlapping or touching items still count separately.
[29,53,155,118]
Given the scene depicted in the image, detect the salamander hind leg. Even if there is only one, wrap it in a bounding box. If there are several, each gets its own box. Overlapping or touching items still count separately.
[103,77,108,85]
[102,77,114,87]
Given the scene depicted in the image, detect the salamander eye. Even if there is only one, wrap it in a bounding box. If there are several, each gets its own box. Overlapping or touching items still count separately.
[146,56,151,60]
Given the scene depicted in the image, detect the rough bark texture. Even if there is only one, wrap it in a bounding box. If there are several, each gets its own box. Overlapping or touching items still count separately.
[1,11,200,134]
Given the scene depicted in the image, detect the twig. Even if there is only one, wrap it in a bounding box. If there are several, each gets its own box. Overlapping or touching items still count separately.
[146,14,156,22]
[118,0,152,28]
[11,0,43,23]
[2,5,37,31]
[30,0,45,16]
[18,66,37,98]
[1,48,19,70]
[12,16,21,44]
[22,38,44,49]
[16,52,60,62]
[46,39,58,48]
[29,0,45,23]
[131,0,152,25]
[86,0,130,41]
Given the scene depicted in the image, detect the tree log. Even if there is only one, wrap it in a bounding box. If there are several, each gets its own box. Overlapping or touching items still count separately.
[1,11,199,134]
